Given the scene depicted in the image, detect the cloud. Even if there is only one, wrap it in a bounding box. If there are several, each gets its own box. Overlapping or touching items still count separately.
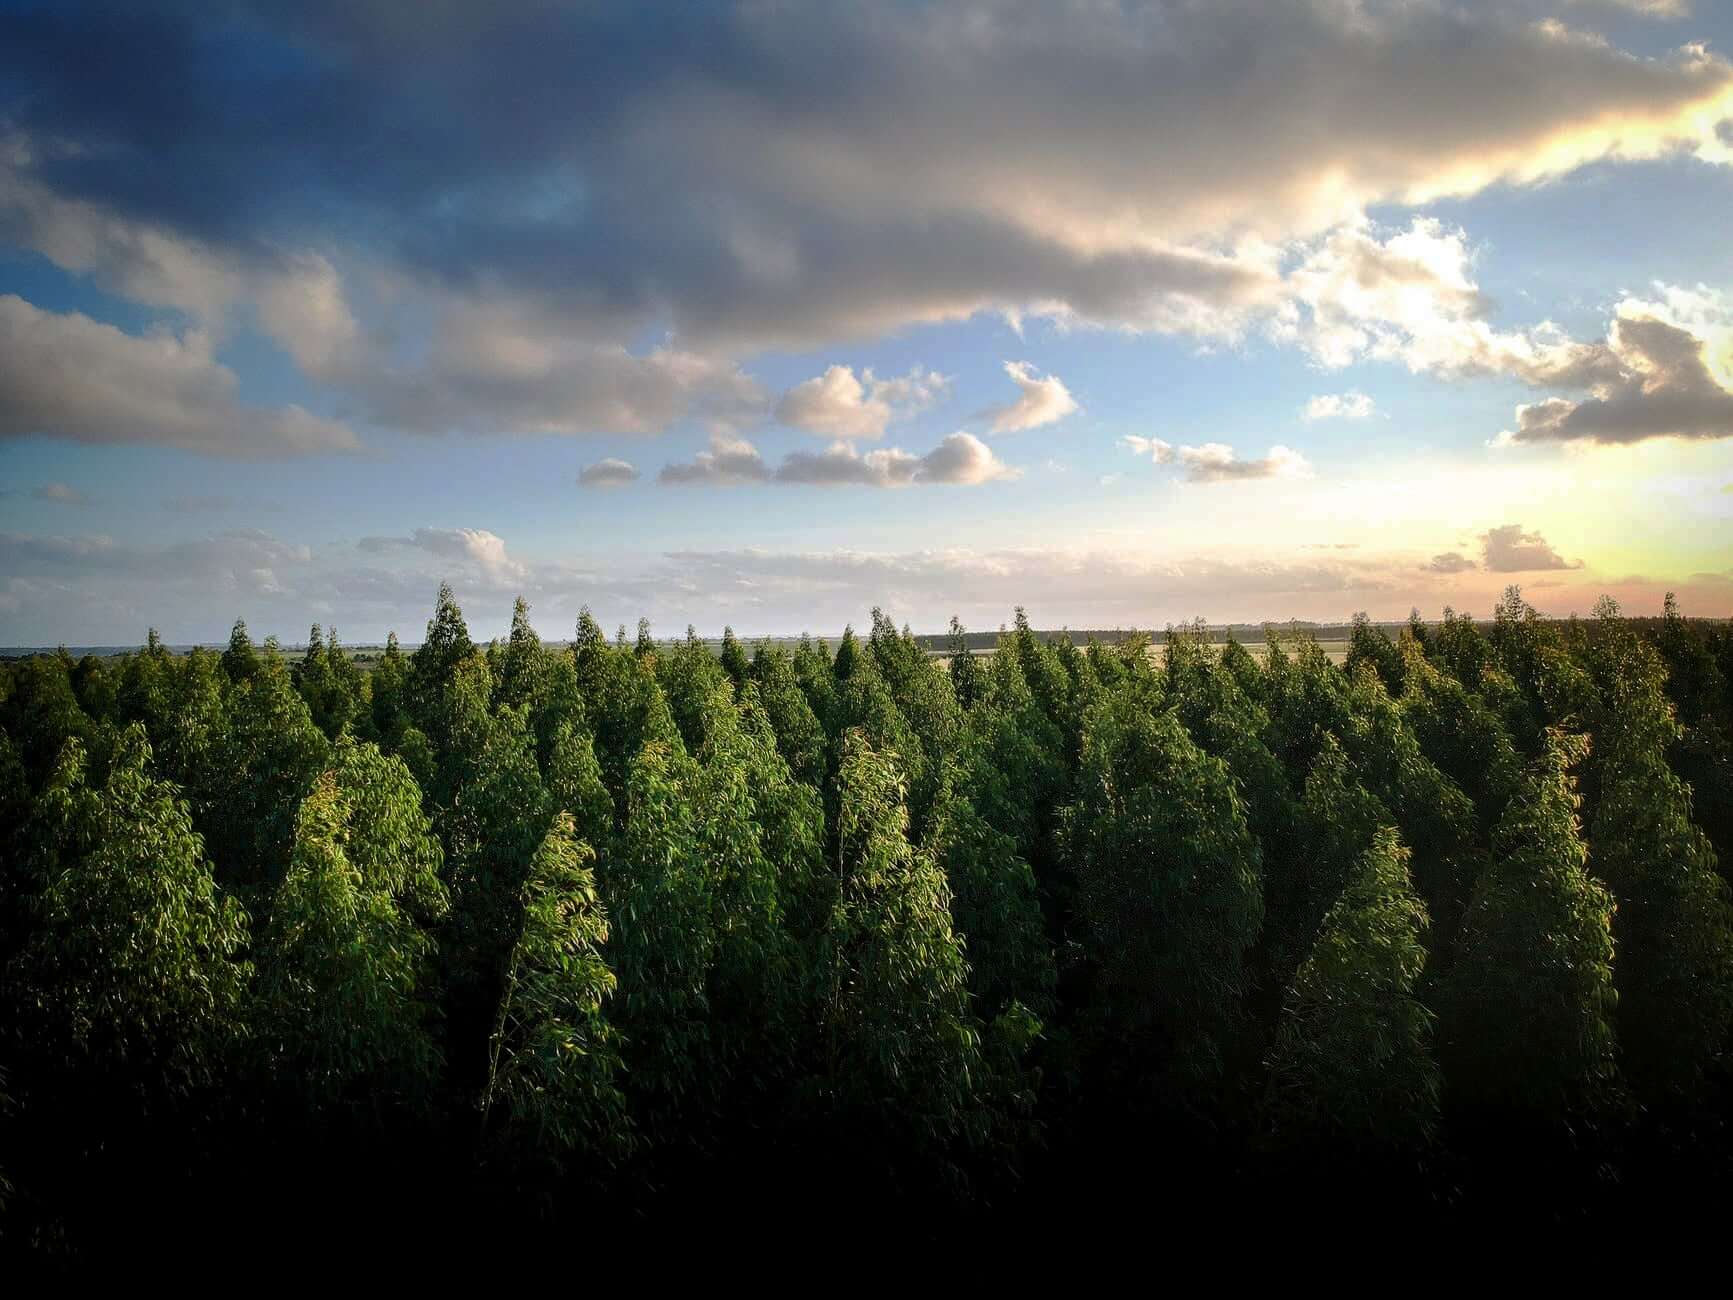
[1564,0,1688,17]
[660,431,1016,488]
[775,364,947,439]
[1303,391,1377,421]
[0,295,359,457]
[1424,551,1479,574]
[1480,524,1582,572]
[1281,218,1624,385]
[658,436,772,486]
[777,432,1018,487]
[5,4,1733,441]
[985,362,1079,433]
[349,302,768,437]
[358,527,526,583]
[578,458,640,488]
[1495,288,1733,447]
[33,482,89,506]
[1122,435,1311,483]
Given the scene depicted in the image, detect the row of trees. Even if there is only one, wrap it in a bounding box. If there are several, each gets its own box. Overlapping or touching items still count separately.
[2,588,1732,1253]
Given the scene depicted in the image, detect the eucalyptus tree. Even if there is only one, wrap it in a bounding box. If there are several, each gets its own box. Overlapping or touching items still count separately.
[545,716,616,850]
[1585,600,1733,1099]
[257,739,449,1112]
[1397,636,1523,838]
[221,619,260,685]
[818,731,986,1159]
[1164,628,1298,878]
[1440,732,1618,1120]
[9,725,251,1102]
[748,642,827,789]
[792,633,839,735]
[1069,691,1263,1073]
[946,617,982,713]
[1269,733,1393,988]
[603,736,720,1141]
[201,647,328,901]
[1345,612,1404,695]
[1337,667,1478,953]
[479,813,632,1174]
[1264,827,1439,1151]
[719,625,750,689]
[929,780,1056,1023]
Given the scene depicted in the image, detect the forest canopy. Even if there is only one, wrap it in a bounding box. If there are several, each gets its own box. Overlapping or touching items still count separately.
[3,589,1733,1256]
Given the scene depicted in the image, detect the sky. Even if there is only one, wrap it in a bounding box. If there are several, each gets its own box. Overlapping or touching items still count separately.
[2,0,1732,646]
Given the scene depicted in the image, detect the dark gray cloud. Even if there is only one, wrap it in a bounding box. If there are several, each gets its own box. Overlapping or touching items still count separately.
[1480,524,1582,572]
[1501,312,1733,446]
[4,0,1731,450]
[0,294,359,457]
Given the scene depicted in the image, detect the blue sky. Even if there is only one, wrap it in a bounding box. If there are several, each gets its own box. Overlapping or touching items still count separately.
[2,0,1732,644]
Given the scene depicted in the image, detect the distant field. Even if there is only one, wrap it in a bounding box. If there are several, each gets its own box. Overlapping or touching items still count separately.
[0,635,1356,668]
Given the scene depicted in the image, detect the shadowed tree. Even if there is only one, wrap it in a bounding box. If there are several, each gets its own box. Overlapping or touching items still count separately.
[479,813,632,1175]
[1586,599,1733,1100]
[1439,731,1618,1120]
[221,620,259,685]
[1267,733,1393,989]
[929,779,1055,1023]
[749,642,827,789]
[1263,827,1439,1151]
[818,731,986,1160]
[9,726,251,1101]
[947,617,982,713]
[257,739,449,1114]
[1069,692,1263,1073]
[719,626,749,689]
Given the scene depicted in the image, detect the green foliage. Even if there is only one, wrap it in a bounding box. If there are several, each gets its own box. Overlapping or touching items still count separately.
[749,642,827,788]
[258,740,449,1110]
[480,814,632,1173]
[1440,731,1618,1119]
[200,650,329,900]
[9,726,250,1096]
[819,731,986,1155]
[1268,733,1392,984]
[930,783,1055,1021]
[1264,827,1439,1150]
[1069,692,1263,1068]
[1586,603,1733,1098]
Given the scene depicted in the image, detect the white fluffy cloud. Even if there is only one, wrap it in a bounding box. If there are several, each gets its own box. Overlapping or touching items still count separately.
[657,436,773,486]
[775,364,947,439]
[0,295,359,457]
[777,432,1017,487]
[660,431,1016,488]
[1303,392,1377,421]
[986,362,1080,433]
[578,458,641,488]
[1281,218,1622,385]
[358,527,527,584]
[1122,435,1312,483]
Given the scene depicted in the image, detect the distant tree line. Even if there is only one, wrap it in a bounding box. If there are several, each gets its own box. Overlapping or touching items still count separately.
[3,589,1733,1258]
